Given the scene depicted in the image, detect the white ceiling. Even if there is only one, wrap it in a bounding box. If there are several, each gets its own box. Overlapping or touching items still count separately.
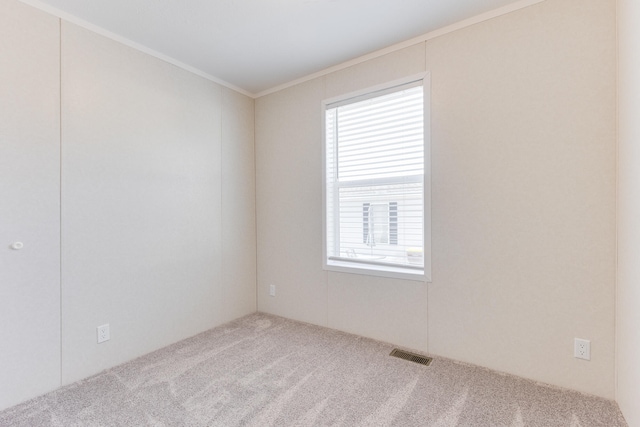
[25,0,530,96]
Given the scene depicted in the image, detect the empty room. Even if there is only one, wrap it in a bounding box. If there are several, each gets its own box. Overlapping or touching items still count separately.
[1,0,639,425]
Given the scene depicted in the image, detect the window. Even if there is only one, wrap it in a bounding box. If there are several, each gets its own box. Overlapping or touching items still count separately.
[323,76,430,281]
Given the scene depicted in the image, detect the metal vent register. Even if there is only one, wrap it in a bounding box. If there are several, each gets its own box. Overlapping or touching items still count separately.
[390,349,433,366]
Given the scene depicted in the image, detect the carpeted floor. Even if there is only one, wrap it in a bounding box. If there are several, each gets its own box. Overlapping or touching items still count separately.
[0,313,628,426]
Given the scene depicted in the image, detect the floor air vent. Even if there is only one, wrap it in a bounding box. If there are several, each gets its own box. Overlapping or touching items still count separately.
[390,349,433,366]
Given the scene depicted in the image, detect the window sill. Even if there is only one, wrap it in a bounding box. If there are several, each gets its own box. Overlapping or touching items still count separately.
[324,258,428,282]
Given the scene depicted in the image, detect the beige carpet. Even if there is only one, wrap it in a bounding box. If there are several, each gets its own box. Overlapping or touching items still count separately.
[0,313,627,426]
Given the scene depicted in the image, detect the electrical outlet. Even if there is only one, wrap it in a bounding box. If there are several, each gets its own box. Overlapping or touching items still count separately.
[574,338,590,360]
[269,285,276,297]
[97,324,110,343]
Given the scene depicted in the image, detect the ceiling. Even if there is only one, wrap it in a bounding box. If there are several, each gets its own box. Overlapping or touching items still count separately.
[26,0,529,96]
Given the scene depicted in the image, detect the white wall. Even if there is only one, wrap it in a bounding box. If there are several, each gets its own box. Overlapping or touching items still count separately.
[255,0,617,398]
[256,43,429,349]
[0,0,256,408]
[426,0,616,399]
[221,87,257,321]
[325,45,431,350]
[59,22,256,385]
[0,0,61,409]
[616,0,640,424]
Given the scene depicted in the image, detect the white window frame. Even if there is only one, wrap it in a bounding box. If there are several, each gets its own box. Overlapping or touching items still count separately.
[322,73,431,282]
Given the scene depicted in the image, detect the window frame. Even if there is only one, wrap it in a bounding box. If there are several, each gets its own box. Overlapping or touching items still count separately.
[321,73,431,282]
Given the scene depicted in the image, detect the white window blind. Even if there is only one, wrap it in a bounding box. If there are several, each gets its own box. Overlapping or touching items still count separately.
[325,80,425,278]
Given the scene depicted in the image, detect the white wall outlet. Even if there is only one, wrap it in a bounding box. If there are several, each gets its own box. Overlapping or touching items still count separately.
[97,324,110,343]
[269,284,276,297]
[574,338,590,360]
